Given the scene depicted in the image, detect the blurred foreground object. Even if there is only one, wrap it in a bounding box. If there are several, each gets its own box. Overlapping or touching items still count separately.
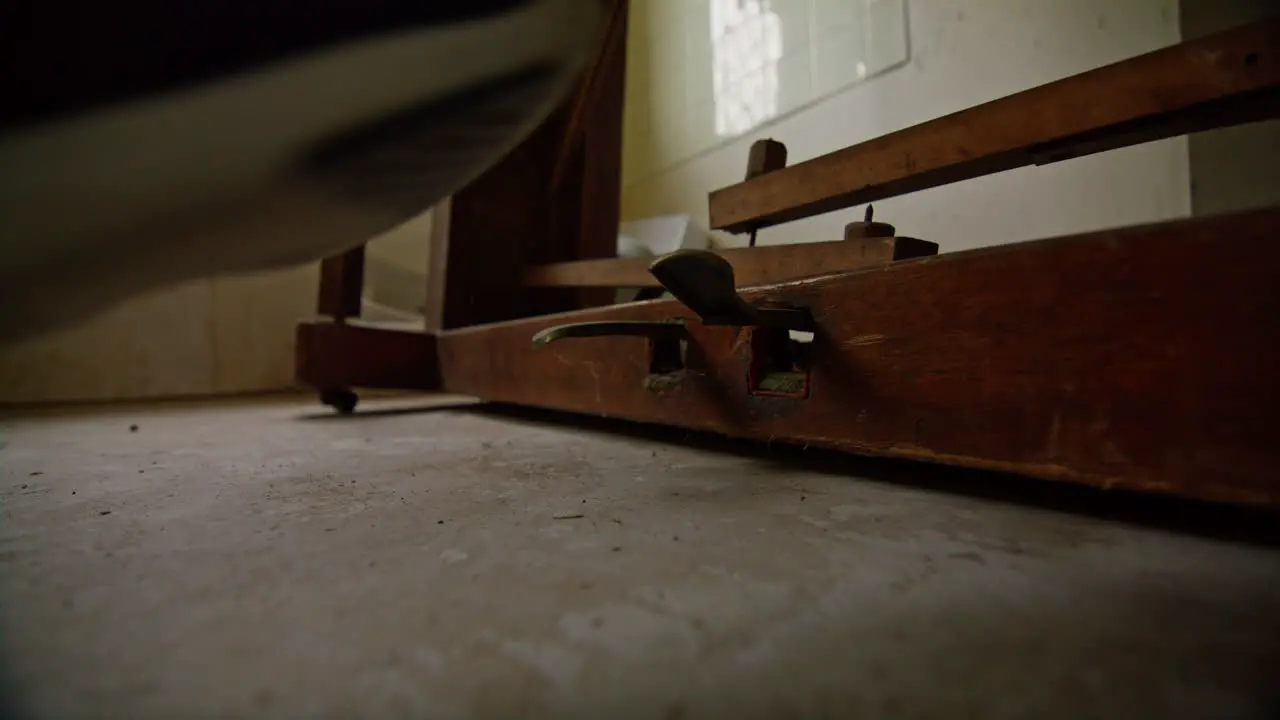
[0,0,606,342]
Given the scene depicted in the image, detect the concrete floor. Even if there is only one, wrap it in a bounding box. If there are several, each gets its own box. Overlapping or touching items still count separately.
[1,395,1278,719]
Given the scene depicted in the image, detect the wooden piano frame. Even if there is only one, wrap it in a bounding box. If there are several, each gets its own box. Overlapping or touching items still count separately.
[296,18,1280,508]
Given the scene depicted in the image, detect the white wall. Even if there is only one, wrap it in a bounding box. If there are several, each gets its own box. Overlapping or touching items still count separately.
[1180,0,1280,216]
[622,0,1191,252]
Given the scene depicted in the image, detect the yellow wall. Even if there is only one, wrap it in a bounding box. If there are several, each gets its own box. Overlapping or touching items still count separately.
[621,0,1190,252]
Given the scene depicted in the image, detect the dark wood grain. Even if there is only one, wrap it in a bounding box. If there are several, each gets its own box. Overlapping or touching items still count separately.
[568,0,628,309]
[316,245,365,319]
[425,0,628,326]
[522,236,939,287]
[439,208,1280,507]
[707,20,1280,233]
[551,0,630,193]
[296,322,439,391]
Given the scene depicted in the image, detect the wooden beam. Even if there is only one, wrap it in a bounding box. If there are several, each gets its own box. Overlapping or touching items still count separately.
[316,245,365,319]
[425,2,629,326]
[296,322,439,391]
[707,20,1280,234]
[522,236,938,287]
[439,208,1280,508]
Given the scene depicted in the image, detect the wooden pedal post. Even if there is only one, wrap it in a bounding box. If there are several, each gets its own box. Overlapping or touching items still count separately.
[317,245,365,323]
[842,205,896,241]
[311,245,367,413]
[840,205,939,265]
[744,139,788,248]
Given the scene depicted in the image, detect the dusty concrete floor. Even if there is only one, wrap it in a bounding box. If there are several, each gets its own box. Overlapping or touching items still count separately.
[1,395,1278,719]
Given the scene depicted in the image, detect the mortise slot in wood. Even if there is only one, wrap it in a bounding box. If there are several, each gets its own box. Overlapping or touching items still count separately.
[748,327,811,399]
[531,320,685,347]
[648,336,686,375]
[644,335,688,392]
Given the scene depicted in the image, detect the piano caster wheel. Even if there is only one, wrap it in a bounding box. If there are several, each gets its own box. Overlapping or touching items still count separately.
[320,388,358,415]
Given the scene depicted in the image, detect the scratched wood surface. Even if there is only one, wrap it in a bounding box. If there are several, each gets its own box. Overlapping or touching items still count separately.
[438,208,1280,507]
[522,236,937,288]
[707,19,1280,233]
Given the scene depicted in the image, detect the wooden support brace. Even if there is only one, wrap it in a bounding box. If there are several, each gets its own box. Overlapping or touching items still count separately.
[439,208,1280,508]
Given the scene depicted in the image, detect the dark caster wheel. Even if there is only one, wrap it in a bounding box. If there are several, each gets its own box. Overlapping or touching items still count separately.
[319,388,359,415]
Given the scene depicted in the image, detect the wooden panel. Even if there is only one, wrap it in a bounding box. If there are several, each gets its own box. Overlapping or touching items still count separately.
[522,236,938,287]
[296,322,439,390]
[439,208,1280,507]
[316,245,365,319]
[707,20,1280,233]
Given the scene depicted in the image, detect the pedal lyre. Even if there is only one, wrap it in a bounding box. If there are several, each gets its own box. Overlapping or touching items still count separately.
[648,250,813,331]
